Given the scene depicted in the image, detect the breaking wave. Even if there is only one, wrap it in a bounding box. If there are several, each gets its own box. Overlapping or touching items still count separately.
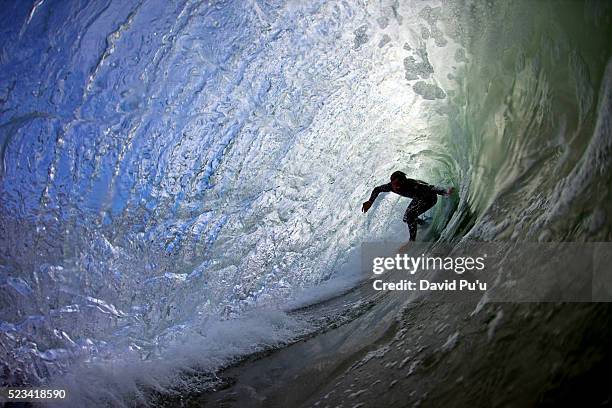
[0,0,610,405]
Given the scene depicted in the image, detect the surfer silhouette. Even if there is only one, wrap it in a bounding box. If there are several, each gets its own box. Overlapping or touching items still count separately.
[362,170,454,241]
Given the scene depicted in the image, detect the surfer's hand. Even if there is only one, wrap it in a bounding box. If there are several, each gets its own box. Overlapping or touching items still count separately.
[446,187,455,196]
[362,201,372,213]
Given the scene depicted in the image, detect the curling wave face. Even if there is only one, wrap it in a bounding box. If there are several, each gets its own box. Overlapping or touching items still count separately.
[0,0,610,403]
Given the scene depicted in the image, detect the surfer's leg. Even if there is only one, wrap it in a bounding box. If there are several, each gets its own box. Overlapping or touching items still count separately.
[404,209,418,241]
[403,194,438,241]
[403,201,421,241]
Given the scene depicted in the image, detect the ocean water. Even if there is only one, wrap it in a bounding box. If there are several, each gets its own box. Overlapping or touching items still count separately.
[0,0,610,405]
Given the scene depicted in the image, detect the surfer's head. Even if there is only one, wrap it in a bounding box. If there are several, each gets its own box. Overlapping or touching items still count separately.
[390,170,407,191]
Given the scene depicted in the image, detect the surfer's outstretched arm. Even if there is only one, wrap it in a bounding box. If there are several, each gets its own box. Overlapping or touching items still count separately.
[435,186,455,196]
[414,179,454,196]
[430,185,450,195]
[368,183,393,202]
[362,183,392,213]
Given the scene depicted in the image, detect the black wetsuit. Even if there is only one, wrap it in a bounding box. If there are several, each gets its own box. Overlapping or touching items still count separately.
[369,179,446,241]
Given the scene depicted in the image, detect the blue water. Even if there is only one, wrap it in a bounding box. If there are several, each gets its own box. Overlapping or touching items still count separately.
[1,0,610,405]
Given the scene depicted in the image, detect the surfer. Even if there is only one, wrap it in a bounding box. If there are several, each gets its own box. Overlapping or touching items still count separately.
[362,171,454,241]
